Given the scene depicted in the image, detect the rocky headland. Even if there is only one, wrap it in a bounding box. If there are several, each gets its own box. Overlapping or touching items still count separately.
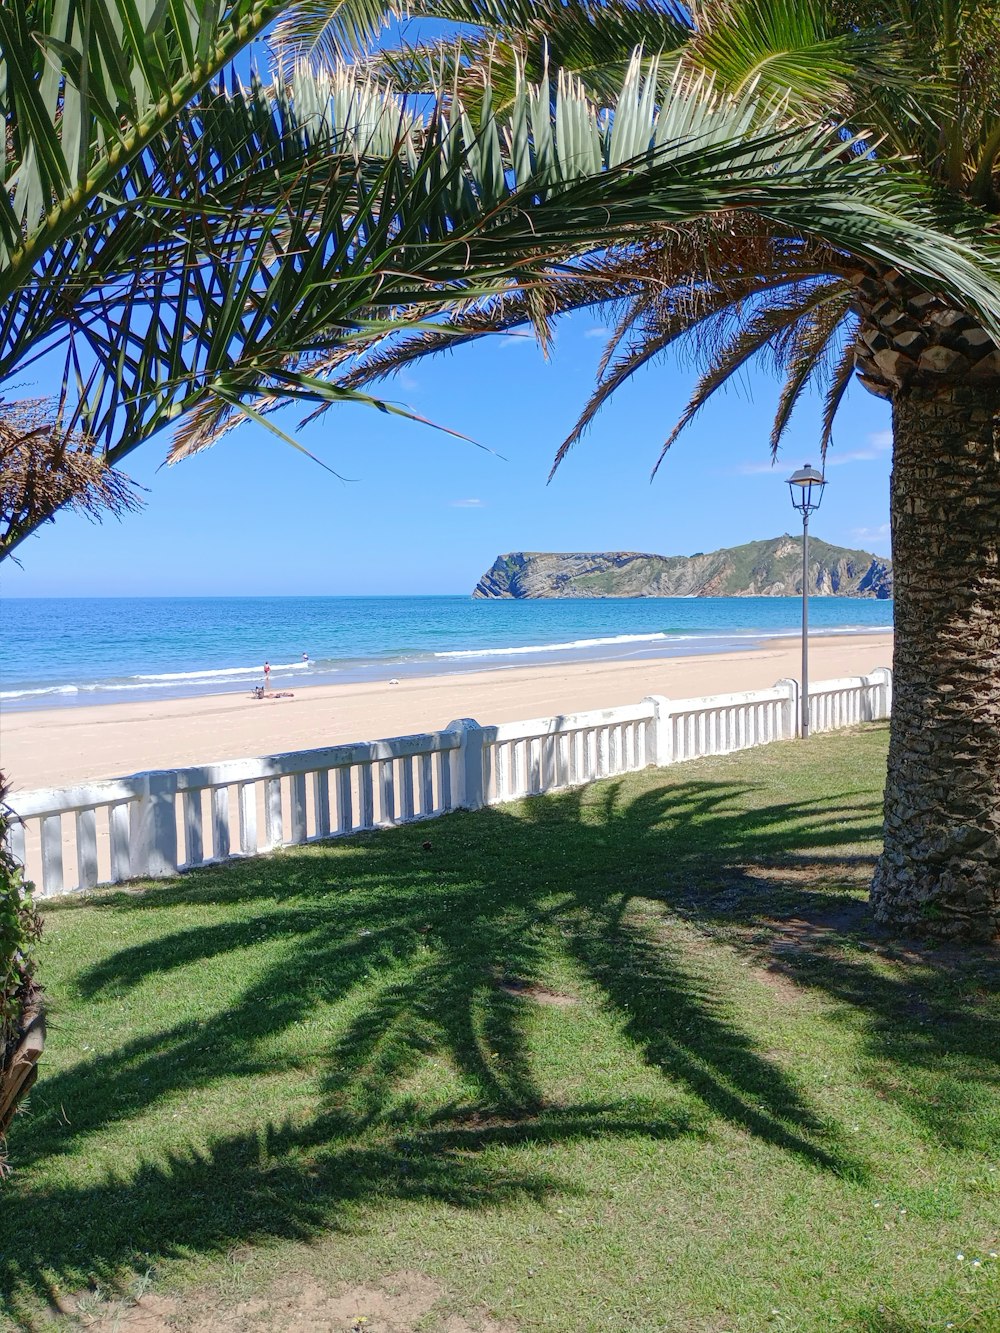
[473,536,893,599]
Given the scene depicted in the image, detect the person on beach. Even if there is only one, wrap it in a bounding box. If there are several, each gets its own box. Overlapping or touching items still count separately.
[302,652,309,663]
[264,661,271,690]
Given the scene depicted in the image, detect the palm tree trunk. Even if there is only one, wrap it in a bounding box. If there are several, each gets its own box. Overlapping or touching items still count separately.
[871,380,1000,941]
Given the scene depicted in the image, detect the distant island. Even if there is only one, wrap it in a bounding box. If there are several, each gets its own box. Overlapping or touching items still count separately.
[474,536,893,599]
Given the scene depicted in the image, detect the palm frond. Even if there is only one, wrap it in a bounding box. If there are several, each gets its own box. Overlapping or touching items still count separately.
[594,218,850,363]
[549,268,839,474]
[0,56,890,467]
[649,277,850,476]
[10,33,1000,557]
[0,0,307,298]
[284,0,690,103]
[0,398,142,557]
[687,0,900,113]
[767,289,853,454]
[267,0,417,69]
[321,244,655,389]
[817,330,860,457]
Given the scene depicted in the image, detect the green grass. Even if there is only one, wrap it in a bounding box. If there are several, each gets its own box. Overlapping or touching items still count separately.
[3,724,999,1331]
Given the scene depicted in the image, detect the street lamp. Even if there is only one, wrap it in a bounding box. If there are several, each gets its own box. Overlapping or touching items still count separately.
[787,464,827,737]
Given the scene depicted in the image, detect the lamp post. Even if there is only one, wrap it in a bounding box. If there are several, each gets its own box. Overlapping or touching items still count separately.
[786,464,827,737]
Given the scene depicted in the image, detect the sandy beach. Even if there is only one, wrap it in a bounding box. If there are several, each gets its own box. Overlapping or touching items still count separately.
[2,632,892,791]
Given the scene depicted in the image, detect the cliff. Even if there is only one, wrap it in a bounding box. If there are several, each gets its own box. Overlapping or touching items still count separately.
[473,537,893,599]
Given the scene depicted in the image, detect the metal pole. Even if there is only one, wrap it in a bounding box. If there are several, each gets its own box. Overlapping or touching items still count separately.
[801,510,810,738]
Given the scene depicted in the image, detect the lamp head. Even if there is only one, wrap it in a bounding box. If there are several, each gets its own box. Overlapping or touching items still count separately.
[787,464,827,515]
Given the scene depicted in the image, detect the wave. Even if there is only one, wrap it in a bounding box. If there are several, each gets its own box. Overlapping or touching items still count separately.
[434,632,672,659]
[1,659,312,701]
[135,660,310,682]
[0,684,80,700]
[1,623,891,705]
[434,623,891,663]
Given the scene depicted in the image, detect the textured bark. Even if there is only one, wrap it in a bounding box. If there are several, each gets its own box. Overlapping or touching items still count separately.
[0,987,44,1142]
[852,269,1000,395]
[870,380,1000,941]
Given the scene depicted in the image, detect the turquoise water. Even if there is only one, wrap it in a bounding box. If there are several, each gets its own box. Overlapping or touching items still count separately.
[1,595,893,710]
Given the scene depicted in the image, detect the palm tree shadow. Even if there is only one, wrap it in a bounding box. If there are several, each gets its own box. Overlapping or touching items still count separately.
[2,1097,700,1318]
[9,736,993,1317]
[746,922,1000,1153]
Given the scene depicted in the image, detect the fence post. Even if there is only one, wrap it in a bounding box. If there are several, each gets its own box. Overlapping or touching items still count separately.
[129,770,179,879]
[6,815,25,872]
[445,719,486,811]
[774,678,800,739]
[866,666,893,720]
[642,696,673,767]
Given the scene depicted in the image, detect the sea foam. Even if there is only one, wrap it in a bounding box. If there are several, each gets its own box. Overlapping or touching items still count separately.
[434,632,672,658]
[135,660,309,682]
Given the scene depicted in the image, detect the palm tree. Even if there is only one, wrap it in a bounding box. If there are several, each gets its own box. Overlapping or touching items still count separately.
[332,0,1000,943]
[12,0,998,1138]
[7,4,982,554]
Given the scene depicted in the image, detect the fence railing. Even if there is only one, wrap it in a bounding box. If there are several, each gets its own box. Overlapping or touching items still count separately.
[7,667,892,899]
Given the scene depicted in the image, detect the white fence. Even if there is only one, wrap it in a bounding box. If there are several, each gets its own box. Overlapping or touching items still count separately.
[7,668,892,899]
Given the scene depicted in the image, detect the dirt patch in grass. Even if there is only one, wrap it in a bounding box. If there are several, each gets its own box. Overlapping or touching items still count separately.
[751,899,1000,1012]
[751,962,803,1002]
[731,900,870,998]
[495,976,578,1007]
[763,900,1000,969]
[72,1270,517,1332]
[767,900,870,952]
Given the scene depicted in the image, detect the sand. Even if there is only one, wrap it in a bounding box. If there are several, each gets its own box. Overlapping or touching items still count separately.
[1,632,892,792]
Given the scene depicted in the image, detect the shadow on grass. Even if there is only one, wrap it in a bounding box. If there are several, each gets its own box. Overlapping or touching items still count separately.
[5,1100,699,1319]
[4,725,998,1318]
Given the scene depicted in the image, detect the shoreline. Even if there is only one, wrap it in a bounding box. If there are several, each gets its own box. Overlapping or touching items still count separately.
[1,621,892,713]
[3,631,893,791]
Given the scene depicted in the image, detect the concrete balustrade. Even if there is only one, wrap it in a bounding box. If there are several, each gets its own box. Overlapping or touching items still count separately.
[7,668,891,898]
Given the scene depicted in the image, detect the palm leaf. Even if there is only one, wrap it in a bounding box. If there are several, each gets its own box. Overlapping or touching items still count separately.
[650,277,851,476]
[9,42,1000,557]
[277,0,690,103]
[181,257,640,452]
[817,332,859,457]
[686,0,900,113]
[0,0,412,299]
[551,270,845,474]
[767,290,853,454]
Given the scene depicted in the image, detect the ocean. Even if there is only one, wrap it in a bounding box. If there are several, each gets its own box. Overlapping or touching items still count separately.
[1,595,894,711]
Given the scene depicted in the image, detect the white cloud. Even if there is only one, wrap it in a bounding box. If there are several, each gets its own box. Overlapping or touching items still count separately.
[584,326,608,339]
[825,430,893,466]
[450,498,485,508]
[730,429,892,476]
[497,334,534,350]
[733,460,780,475]
[852,523,891,544]
[825,450,879,465]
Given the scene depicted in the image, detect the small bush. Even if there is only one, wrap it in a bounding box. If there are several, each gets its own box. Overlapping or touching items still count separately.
[0,777,42,1141]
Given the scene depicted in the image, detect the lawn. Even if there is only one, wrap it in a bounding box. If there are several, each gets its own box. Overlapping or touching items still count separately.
[2,724,999,1332]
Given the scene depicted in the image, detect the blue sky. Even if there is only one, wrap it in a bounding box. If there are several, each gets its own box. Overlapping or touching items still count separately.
[1,15,897,599]
[4,312,892,599]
